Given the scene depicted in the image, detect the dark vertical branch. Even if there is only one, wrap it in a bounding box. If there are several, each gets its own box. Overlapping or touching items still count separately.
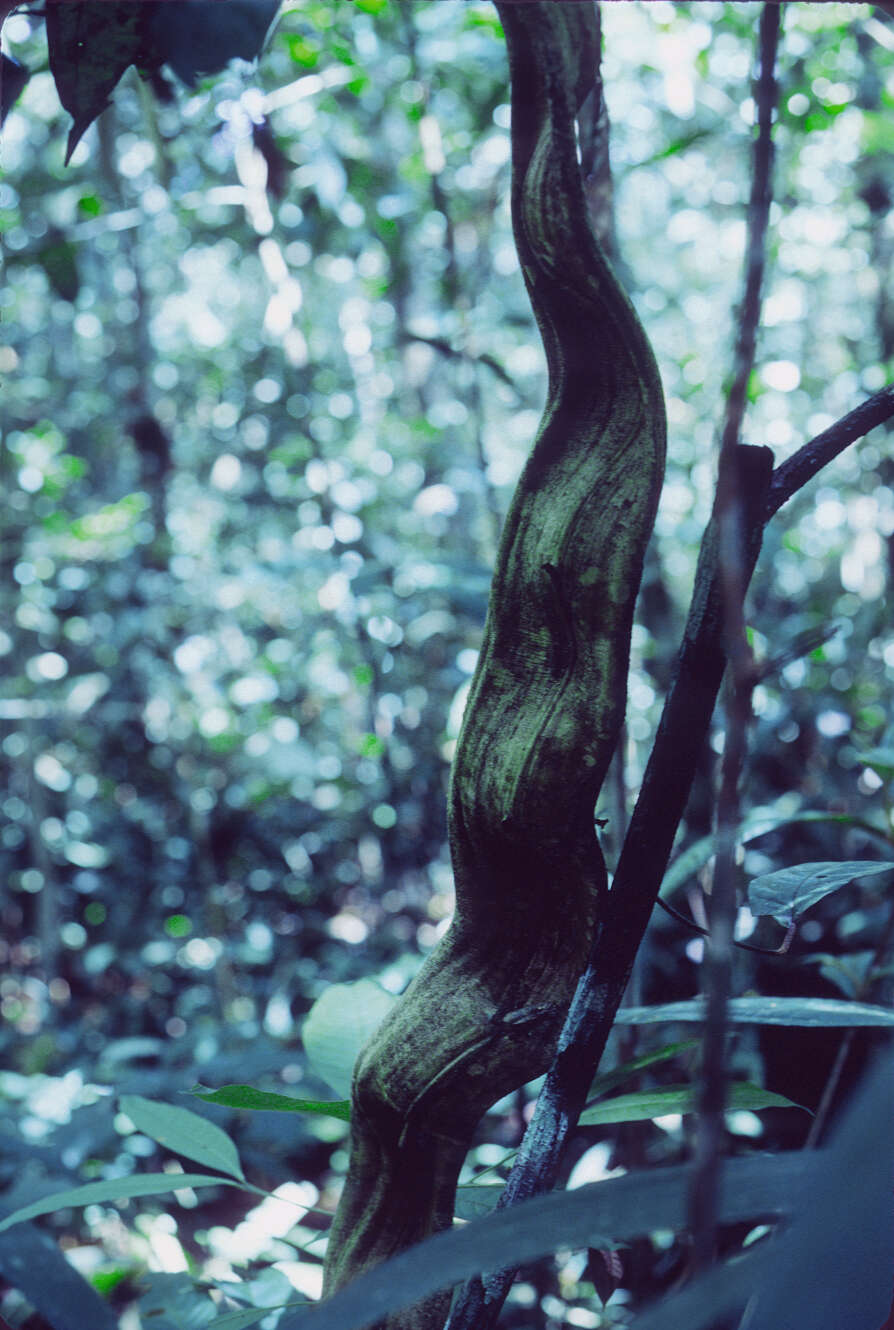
[689,2,782,1270]
[717,2,780,465]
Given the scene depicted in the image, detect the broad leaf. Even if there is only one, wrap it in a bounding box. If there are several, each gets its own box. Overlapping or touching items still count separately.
[274,1154,812,1330]
[614,997,894,1027]
[120,1095,245,1180]
[0,1221,118,1330]
[189,1084,351,1123]
[151,0,280,86]
[748,860,894,924]
[739,1058,894,1329]
[302,980,397,1098]
[46,2,147,163]
[579,1081,802,1126]
[0,1173,244,1235]
[630,1059,894,1330]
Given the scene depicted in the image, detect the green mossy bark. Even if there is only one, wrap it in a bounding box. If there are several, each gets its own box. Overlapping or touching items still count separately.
[322,7,667,1326]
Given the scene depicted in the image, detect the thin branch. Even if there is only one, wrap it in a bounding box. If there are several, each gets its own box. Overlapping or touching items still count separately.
[718,2,780,460]
[689,1,781,1270]
[654,895,791,957]
[766,383,894,518]
[400,330,520,397]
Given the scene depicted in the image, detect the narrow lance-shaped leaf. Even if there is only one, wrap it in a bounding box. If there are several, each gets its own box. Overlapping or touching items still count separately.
[614,996,894,1027]
[579,1081,804,1127]
[0,1173,245,1235]
[586,1039,699,1101]
[189,1084,351,1122]
[119,1095,245,1180]
[276,1154,813,1330]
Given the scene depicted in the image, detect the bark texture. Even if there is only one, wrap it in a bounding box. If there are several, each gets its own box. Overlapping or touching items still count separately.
[321,6,666,1325]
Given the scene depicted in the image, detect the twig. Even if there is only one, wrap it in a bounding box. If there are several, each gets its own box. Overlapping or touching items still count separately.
[766,383,894,518]
[688,1,781,1271]
[654,895,793,957]
[400,330,520,397]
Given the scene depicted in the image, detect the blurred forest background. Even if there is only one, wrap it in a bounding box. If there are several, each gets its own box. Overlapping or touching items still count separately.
[1,1,894,1327]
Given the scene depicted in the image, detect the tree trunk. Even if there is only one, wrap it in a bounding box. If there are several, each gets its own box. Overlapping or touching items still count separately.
[321,5,666,1325]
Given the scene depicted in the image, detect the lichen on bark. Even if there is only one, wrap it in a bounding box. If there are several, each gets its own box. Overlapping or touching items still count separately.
[322,6,667,1326]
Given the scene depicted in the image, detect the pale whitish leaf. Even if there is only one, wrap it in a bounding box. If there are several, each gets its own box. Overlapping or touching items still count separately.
[0,1173,244,1234]
[302,980,397,1098]
[614,997,894,1027]
[120,1095,245,1180]
[579,1082,802,1127]
[748,860,894,924]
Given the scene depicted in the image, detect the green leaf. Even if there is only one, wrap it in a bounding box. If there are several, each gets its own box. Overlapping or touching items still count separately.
[860,110,894,155]
[302,980,397,1098]
[119,1096,245,1180]
[660,808,891,900]
[587,1040,699,1101]
[274,1154,812,1330]
[358,733,386,758]
[614,997,894,1028]
[859,746,894,776]
[748,860,894,925]
[189,1084,350,1122]
[283,33,319,67]
[77,194,103,218]
[579,1082,803,1127]
[164,913,193,938]
[660,837,713,896]
[741,805,884,843]
[0,1173,244,1235]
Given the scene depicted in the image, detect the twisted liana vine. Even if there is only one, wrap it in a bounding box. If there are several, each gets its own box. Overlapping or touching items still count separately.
[321,5,666,1326]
